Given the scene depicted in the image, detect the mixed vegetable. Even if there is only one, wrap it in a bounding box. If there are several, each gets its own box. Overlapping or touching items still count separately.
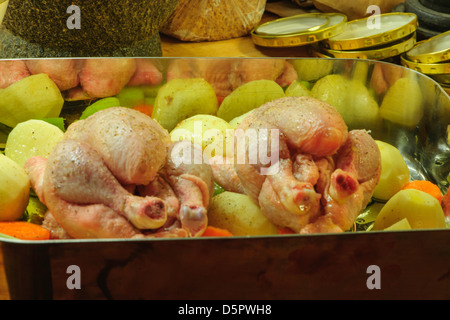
[0,59,448,240]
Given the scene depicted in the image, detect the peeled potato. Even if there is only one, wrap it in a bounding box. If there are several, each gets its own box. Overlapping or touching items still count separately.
[311,74,347,111]
[372,140,410,201]
[152,78,218,131]
[170,114,234,158]
[384,218,412,231]
[372,189,446,230]
[285,80,311,97]
[5,119,64,167]
[344,79,382,130]
[0,154,30,221]
[379,76,424,128]
[217,79,285,122]
[228,109,254,129]
[208,191,278,236]
[0,74,64,128]
[291,59,333,81]
[312,74,382,130]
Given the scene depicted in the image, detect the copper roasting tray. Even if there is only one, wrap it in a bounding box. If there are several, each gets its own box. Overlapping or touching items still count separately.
[0,57,449,300]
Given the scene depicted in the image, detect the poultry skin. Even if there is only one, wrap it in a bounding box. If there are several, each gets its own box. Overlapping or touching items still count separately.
[226,96,381,233]
[24,107,214,239]
[0,58,163,100]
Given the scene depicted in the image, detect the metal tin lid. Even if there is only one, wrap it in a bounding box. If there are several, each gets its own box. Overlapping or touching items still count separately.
[323,13,418,51]
[401,54,450,74]
[430,73,450,86]
[405,30,450,64]
[254,14,330,36]
[316,32,416,60]
[251,13,347,48]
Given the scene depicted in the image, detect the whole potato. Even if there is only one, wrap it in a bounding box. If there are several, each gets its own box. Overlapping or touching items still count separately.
[216,79,285,122]
[311,74,382,130]
[208,191,278,236]
[170,114,234,158]
[0,74,64,128]
[5,119,64,167]
[0,154,30,221]
[372,189,446,230]
[372,140,410,201]
[152,78,219,131]
[379,77,424,129]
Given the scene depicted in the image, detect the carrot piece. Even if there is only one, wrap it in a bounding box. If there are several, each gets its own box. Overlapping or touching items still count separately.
[0,221,50,240]
[277,227,296,235]
[217,95,225,106]
[133,104,153,117]
[401,180,442,202]
[202,226,233,237]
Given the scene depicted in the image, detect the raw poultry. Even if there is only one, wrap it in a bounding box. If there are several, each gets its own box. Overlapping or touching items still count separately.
[216,96,382,233]
[0,58,296,101]
[0,58,163,99]
[24,107,214,239]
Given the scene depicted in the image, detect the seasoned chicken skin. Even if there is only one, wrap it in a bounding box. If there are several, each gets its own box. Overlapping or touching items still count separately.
[25,107,214,239]
[234,96,381,233]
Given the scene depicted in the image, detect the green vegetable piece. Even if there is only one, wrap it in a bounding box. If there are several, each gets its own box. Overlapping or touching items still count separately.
[80,97,121,120]
[144,97,156,106]
[213,182,226,196]
[116,86,145,107]
[42,117,66,131]
[23,196,47,225]
[299,80,312,90]
[285,80,311,97]
[0,232,17,240]
[141,84,163,97]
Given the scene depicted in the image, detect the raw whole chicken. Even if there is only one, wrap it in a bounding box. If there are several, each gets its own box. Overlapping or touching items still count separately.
[218,96,382,234]
[0,60,30,88]
[24,107,214,239]
[0,58,163,99]
[166,58,298,97]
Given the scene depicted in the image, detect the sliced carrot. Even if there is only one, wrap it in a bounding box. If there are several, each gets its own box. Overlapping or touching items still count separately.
[217,95,225,106]
[0,221,50,240]
[402,180,442,202]
[133,104,153,117]
[277,227,296,235]
[202,226,233,237]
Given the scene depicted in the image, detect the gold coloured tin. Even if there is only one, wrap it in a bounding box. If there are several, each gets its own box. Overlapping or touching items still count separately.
[251,13,347,48]
[406,30,450,64]
[401,54,450,74]
[430,73,450,86]
[318,32,416,60]
[324,13,417,51]
[254,14,330,36]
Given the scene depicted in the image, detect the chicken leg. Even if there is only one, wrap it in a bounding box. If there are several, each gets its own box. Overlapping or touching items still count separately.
[44,138,167,230]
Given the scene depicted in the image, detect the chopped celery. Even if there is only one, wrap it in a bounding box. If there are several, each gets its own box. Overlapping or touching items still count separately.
[116,86,145,107]
[22,196,47,225]
[80,97,121,120]
[42,117,66,131]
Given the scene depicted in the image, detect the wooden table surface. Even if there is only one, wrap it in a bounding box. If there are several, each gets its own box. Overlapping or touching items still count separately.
[0,10,315,300]
[0,243,9,300]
